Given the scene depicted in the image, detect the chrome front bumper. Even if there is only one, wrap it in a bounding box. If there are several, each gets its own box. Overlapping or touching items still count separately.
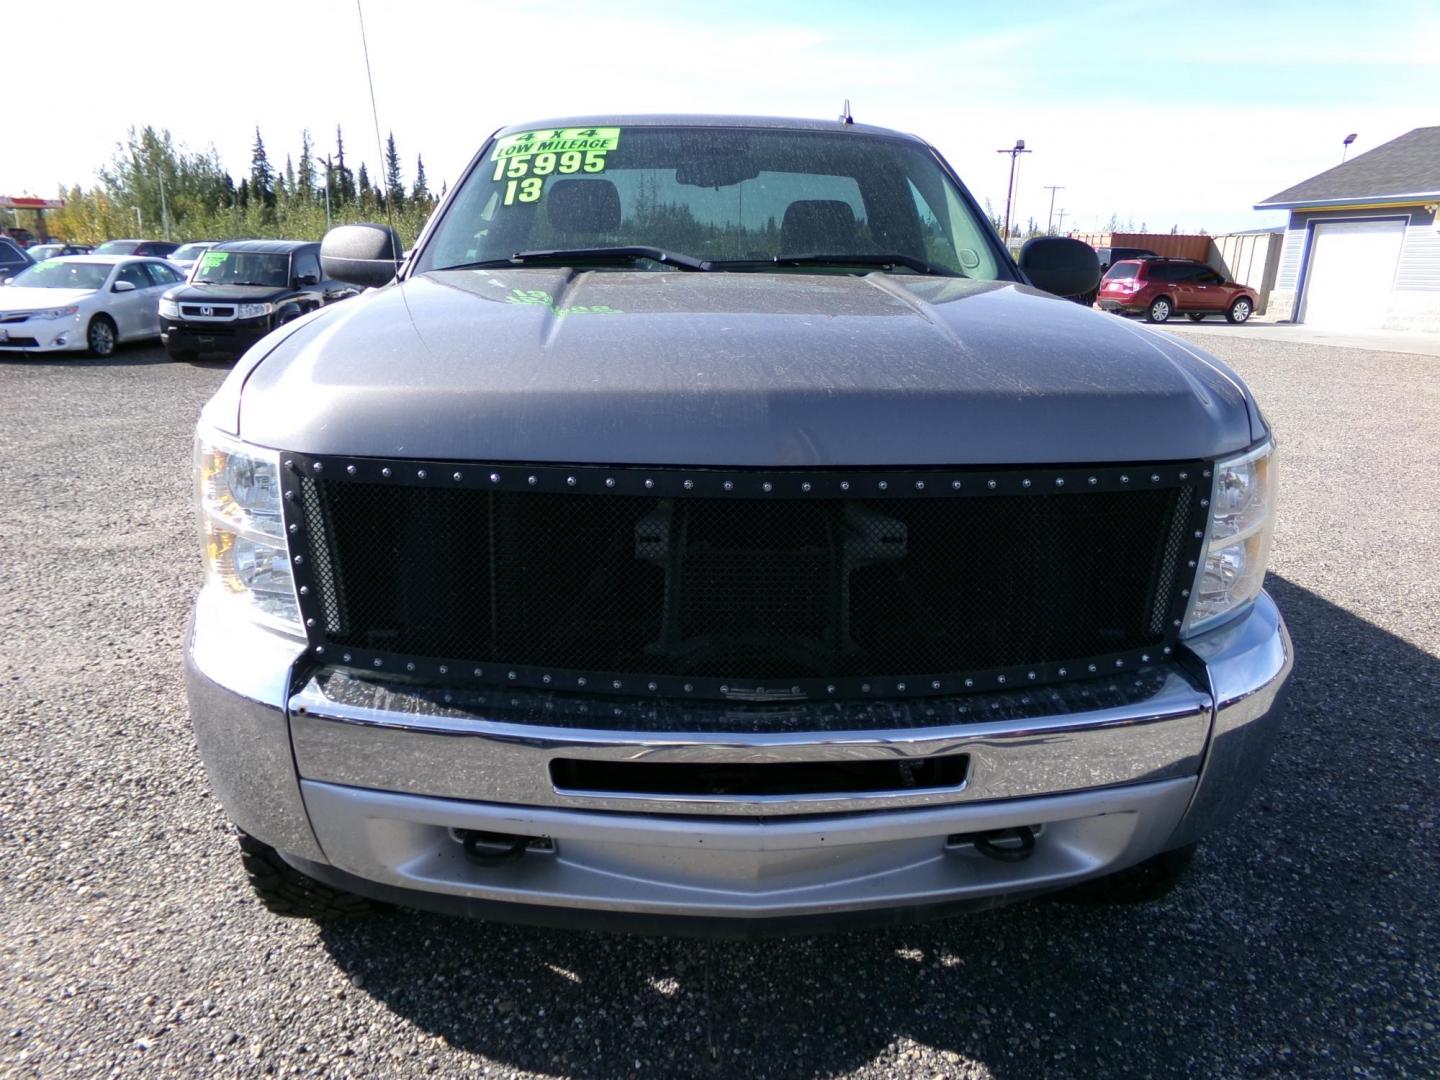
[185,587,1291,925]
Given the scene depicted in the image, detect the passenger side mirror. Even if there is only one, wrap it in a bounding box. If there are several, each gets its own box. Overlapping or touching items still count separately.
[320,224,402,288]
[294,273,320,287]
[112,280,136,293]
[1018,237,1100,298]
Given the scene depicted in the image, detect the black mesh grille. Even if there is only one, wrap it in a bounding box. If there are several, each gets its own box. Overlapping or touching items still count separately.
[286,460,1208,701]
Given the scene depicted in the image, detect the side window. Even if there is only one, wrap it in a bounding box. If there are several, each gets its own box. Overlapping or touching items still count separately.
[117,264,151,289]
[292,248,321,283]
[0,240,24,265]
[143,262,180,287]
[906,179,964,272]
[1196,268,1223,285]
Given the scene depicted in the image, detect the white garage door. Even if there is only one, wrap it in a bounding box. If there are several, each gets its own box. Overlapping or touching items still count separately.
[1299,218,1406,329]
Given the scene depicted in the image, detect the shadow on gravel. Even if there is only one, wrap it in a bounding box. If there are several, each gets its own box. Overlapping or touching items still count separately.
[0,343,231,369]
[315,574,1438,1078]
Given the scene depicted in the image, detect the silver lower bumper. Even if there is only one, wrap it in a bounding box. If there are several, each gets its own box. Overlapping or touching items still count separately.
[185,589,1291,922]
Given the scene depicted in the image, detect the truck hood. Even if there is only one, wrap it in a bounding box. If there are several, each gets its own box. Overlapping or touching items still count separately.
[231,269,1260,465]
[167,282,293,304]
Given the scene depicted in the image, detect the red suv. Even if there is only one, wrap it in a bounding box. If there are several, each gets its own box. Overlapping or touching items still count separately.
[1095,258,1258,324]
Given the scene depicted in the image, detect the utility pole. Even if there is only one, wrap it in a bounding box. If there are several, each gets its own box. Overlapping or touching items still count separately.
[1055,207,1068,234]
[996,139,1031,243]
[133,206,142,232]
[1043,185,1064,234]
[157,168,170,240]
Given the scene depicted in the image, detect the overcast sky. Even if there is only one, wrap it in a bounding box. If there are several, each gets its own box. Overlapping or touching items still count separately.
[5,0,1437,234]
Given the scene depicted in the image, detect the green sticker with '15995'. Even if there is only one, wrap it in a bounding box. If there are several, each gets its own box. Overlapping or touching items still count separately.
[490,127,620,205]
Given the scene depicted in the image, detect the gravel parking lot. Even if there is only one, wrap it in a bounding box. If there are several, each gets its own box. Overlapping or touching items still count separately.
[2,334,1437,1079]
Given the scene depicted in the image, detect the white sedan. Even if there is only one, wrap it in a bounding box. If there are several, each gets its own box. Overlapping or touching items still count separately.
[0,255,186,356]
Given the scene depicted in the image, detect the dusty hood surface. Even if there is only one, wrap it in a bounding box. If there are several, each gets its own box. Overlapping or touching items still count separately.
[232,269,1259,465]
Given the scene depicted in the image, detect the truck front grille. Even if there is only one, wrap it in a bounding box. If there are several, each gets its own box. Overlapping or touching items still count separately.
[284,458,1208,702]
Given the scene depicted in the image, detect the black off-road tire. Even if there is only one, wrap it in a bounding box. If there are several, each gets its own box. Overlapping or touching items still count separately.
[1053,842,1198,905]
[237,831,386,919]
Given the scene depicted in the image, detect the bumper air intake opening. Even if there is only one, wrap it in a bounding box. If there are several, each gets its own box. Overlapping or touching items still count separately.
[449,828,555,867]
[549,754,969,798]
[947,825,1039,862]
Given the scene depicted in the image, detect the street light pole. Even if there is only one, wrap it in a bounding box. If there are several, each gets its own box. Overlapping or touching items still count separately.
[1055,207,1068,234]
[1043,185,1064,234]
[1341,133,1358,163]
[996,139,1031,243]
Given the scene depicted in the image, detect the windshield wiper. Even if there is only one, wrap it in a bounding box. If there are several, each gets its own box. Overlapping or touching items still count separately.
[447,246,712,272]
[714,253,962,277]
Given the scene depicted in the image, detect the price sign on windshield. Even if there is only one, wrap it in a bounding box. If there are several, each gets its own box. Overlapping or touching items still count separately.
[489,127,621,206]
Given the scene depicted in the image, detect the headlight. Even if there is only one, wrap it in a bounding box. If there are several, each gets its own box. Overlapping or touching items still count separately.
[195,426,300,633]
[1183,440,1278,635]
[159,298,180,319]
[237,302,273,319]
[35,305,79,320]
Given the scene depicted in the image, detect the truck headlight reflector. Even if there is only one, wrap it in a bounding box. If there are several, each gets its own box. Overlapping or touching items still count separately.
[158,298,180,319]
[1183,440,1277,636]
[195,426,300,633]
[237,302,273,319]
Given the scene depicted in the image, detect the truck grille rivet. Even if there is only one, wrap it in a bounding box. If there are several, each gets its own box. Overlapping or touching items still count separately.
[489,472,500,484]
[312,462,323,472]
[862,683,871,692]
[1189,559,1198,568]
[306,618,316,628]
[613,680,622,689]
[381,467,392,478]
[1179,472,1189,480]
[1028,671,1037,680]
[1200,499,1209,507]
[293,554,303,564]
[1203,469,1212,478]
[543,674,552,684]
[1173,618,1182,627]
[507,671,517,680]
[455,472,466,482]
[1021,479,1031,489]
[897,682,906,692]
[605,477,616,488]
[1088,476,1098,485]
[1151,474,1160,483]
[987,480,997,490]
[914,480,925,491]
[567,476,577,486]
[1194,530,1204,539]
[684,683,693,692]
[648,682,658,691]
[997,675,1007,684]
[438,665,449,675]
[964,678,974,688]
[473,668,483,677]
[1115,659,1124,668]
[1163,646,1173,655]
[1120,474,1129,483]
[417,469,427,480]
[932,680,942,690]
[1058,668,1068,677]
[839,481,850,491]
[314,646,324,655]
[406,662,415,671]
[284,459,294,470]
[298,585,309,596]
[528,475,538,485]
[645,478,655,489]
[284,490,296,501]
[289,523,299,533]
[1088,664,1097,673]
[343,653,352,662]
[1181,589,1190,597]
[372,658,382,668]
[576,677,586,687]
[878,481,888,491]
[346,465,357,476]
[683,479,694,490]
[723,481,734,492]
[951,480,961,490]
[1142,654,1151,662]
[1055,478,1064,487]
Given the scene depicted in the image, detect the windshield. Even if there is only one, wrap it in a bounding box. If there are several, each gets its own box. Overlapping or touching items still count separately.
[191,250,290,286]
[171,243,212,261]
[419,125,1003,279]
[28,245,62,260]
[93,240,140,255]
[8,260,111,290]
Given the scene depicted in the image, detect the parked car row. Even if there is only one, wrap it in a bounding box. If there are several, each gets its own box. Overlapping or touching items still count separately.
[0,239,357,359]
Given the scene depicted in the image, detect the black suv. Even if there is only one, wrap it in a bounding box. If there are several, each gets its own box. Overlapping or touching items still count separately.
[0,237,34,282]
[159,240,355,361]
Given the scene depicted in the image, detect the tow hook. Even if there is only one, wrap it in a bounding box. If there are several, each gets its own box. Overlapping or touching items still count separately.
[949,825,1038,863]
[453,829,554,867]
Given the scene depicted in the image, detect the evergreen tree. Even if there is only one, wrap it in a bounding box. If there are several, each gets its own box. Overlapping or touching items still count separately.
[283,154,296,200]
[237,177,250,211]
[334,125,356,204]
[412,154,429,202]
[222,173,236,208]
[297,130,317,202]
[384,132,404,209]
[357,162,372,207]
[250,127,276,208]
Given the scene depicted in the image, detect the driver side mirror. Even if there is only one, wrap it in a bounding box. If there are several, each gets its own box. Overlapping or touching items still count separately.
[1018,237,1100,298]
[320,224,402,288]
[112,280,136,293]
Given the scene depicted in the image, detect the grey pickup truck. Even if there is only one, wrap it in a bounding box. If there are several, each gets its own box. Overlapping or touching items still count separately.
[186,115,1290,935]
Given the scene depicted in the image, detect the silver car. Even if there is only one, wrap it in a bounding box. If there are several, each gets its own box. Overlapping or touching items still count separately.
[0,255,186,356]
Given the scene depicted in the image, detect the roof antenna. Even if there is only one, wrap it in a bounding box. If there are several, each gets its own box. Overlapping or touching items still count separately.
[355,0,402,278]
[839,99,854,125]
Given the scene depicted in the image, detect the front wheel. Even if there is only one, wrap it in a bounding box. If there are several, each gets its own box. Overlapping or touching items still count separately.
[1146,298,1172,323]
[86,315,117,357]
[237,830,385,919]
[1227,297,1253,323]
